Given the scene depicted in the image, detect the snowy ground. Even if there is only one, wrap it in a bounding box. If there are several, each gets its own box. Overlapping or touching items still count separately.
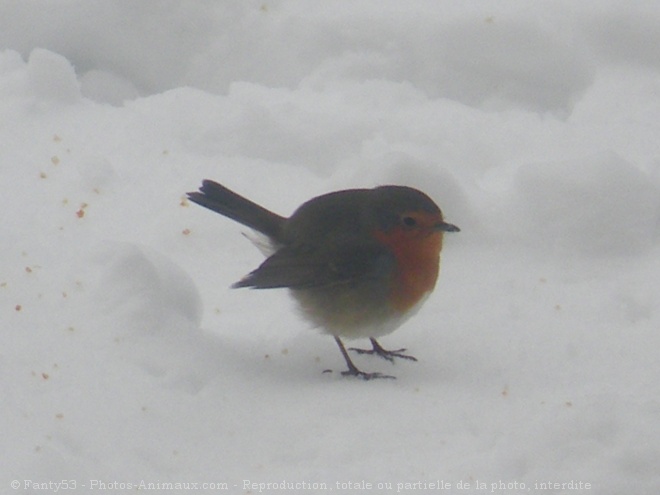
[2,2,660,494]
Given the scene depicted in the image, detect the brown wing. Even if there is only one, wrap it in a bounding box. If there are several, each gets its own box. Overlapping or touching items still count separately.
[232,240,395,290]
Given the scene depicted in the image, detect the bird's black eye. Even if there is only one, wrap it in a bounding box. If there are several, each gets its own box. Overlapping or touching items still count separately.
[402,216,417,227]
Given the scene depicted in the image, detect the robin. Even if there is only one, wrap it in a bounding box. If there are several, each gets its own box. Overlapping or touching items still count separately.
[187,180,459,380]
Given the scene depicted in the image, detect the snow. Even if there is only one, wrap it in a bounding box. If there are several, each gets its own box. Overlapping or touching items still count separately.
[1,1,659,494]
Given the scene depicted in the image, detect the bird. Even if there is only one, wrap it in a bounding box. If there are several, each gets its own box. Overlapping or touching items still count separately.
[187,180,459,380]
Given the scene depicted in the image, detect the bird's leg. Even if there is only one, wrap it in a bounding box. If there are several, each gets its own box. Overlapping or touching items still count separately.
[333,337,395,380]
[349,338,418,362]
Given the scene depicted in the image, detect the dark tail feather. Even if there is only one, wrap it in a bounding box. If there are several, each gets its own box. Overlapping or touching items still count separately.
[187,180,285,241]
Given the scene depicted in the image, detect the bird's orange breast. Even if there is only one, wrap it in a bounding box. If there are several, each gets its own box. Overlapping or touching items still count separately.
[372,227,443,312]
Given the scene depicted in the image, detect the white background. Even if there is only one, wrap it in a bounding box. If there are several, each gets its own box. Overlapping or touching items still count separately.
[1,1,659,493]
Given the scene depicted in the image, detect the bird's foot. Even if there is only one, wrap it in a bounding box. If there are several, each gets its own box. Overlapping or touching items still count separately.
[340,367,395,380]
[349,338,418,363]
[331,336,396,380]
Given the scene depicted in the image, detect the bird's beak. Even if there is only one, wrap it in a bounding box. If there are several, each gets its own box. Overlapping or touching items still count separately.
[435,221,460,233]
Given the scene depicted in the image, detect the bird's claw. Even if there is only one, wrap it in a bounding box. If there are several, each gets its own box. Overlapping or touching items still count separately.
[340,368,395,380]
[349,339,418,362]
